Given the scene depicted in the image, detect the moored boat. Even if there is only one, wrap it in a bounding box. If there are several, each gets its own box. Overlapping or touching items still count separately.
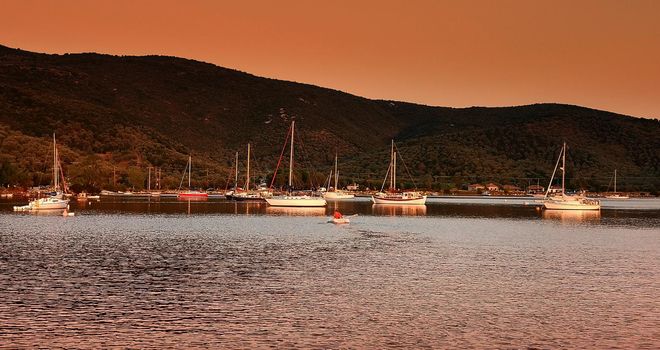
[230,143,267,201]
[178,190,209,198]
[542,143,600,210]
[371,140,426,205]
[605,169,629,199]
[177,155,208,199]
[372,191,427,205]
[323,153,355,200]
[265,121,326,207]
[14,134,69,212]
[266,195,327,207]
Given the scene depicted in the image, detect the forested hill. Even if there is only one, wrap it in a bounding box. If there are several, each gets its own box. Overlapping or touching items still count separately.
[1,44,658,193]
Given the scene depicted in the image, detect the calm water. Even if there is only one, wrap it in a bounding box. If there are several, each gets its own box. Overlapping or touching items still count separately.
[1,197,658,348]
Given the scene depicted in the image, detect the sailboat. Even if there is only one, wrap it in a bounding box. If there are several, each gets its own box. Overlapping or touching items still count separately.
[606,169,629,199]
[232,143,266,201]
[177,155,208,199]
[265,121,327,207]
[14,133,70,211]
[323,153,355,200]
[542,142,600,210]
[371,140,426,205]
[225,151,240,199]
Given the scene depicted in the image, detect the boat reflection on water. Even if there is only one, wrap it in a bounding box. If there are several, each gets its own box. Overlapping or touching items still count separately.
[371,204,427,216]
[266,206,326,216]
[16,208,71,216]
[542,209,601,223]
[231,201,266,215]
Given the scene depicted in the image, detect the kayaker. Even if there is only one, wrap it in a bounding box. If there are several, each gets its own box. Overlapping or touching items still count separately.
[333,210,343,219]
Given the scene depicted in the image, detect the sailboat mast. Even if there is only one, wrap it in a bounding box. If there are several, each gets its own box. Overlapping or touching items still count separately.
[289,121,295,188]
[246,143,251,191]
[334,153,338,190]
[53,133,58,191]
[188,155,192,189]
[393,151,397,190]
[234,152,239,188]
[614,169,617,193]
[389,140,394,190]
[561,142,566,195]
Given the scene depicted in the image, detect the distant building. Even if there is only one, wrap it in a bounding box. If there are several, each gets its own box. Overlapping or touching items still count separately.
[486,183,500,192]
[468,183,485,191]
[548,185,563,194]
[527,184,545,194]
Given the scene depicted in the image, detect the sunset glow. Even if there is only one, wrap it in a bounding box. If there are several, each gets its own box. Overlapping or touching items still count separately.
[1,0,658,118]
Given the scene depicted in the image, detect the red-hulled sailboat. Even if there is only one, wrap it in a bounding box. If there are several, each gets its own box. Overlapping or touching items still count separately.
[177,155,208,199]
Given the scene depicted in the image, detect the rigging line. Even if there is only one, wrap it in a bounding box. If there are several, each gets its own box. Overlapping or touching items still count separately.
[605,172,614,193]
[269,123,292,189]
[178,157,188,190]
[223,161,233,191]
[544,145,564,198]
[380,161,392,192]
[393,142,419,190]
[247,145,268,186]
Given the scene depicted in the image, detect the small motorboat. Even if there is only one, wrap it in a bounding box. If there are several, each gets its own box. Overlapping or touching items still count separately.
[327,212,354,224]
[328,217,350,224]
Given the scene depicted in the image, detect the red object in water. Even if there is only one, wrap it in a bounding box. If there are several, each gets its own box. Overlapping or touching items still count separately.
[333,211,343,219]
[178,191,209,198]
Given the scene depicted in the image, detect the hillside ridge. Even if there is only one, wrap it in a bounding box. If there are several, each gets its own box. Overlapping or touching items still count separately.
[0,44,658,193]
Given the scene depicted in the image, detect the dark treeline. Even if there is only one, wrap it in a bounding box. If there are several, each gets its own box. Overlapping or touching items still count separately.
[1,45,658,194]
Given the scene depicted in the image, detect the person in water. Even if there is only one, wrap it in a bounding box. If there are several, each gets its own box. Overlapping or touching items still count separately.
[333,210,343,219]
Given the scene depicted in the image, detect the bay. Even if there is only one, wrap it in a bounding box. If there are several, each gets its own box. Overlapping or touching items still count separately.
[0,197,658,348]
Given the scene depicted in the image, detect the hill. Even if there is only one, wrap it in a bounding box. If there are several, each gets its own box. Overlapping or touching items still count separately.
[0,44,658,193]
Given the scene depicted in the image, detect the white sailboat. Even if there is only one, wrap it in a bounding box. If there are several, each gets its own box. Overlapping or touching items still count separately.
[265,121,327,207]
[371,140,426,205]
[232,143,267,201]
[606,169,629,199]
[14,133,69,211]
[225,151,240,199]
[543,142,600,210]
[323,153,354,200]
[177,155,208,199]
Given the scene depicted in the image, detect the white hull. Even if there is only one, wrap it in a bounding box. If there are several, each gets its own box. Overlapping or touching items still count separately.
[14,197,69,211]
[328,217,350,224]
[605,195,629,199]
[371,195,427,205]
[323,191,355,199]
[543,197,600,210]
[266,196,327,207]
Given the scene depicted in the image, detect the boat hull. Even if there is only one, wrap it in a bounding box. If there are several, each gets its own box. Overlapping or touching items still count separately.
[178,192,209,199]
[543,199,600,210]
[605,195,629,199]
[265,196,327,207]
[232,194,266,201]
[14,197,69,211]
[328,217,350,224]
[371,195,427,205]
[323,192,355,200]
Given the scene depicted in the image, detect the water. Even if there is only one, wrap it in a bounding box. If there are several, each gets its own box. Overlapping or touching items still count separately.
[0,197,658,348]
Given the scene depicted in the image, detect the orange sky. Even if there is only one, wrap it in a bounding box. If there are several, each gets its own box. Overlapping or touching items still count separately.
[1,0,659,118]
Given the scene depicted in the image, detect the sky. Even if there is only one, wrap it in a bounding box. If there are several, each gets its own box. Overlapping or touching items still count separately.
[1,0,659,118]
